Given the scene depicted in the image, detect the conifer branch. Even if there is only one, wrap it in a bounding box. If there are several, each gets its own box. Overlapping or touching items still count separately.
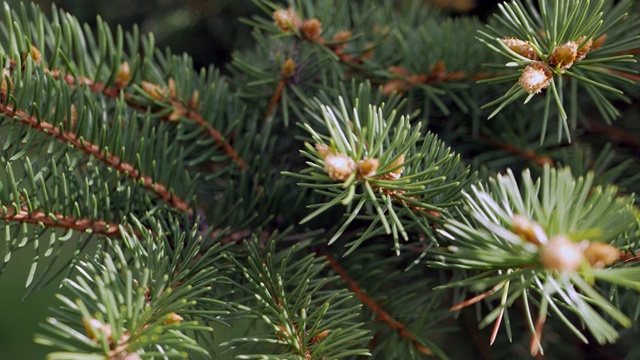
[174,99,249,170]
[47,69,249,170]
[0,102,192,214]
[2,207,121,237]
[324,252,433,356]
[586,120,640,152]
[482,132,555,167]
[264,58,295,123]
[46,68,122,98]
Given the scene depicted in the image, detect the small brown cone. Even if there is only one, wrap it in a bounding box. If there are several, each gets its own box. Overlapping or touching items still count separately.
[357,158,379,177]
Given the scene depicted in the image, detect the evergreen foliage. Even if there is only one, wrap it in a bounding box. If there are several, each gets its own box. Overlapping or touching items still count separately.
[0,0,638,359]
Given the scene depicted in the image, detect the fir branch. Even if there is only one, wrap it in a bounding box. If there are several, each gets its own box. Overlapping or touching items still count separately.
[172,98,249,170]
[221,239,371,359]
[478,0,640,139]
[0,102,191,214]
[324,252,433,356]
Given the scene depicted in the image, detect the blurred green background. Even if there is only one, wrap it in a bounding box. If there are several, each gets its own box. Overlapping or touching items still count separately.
[0,1,501,358]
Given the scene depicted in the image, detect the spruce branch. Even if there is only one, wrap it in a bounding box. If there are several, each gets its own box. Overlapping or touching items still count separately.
[46,52,249,170]
[220,238,371,359]
[35,218,222,359]
[0,0,639,358]
[0,100,192,214]
[429,166,639,355]
[2,207,121,237]
[286,95,473,253]
[324,251,438,358]
[1,2,248,171]
[478,0,640,142]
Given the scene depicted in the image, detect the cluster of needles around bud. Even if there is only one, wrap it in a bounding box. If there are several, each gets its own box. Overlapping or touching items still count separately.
[284,95,473,253]
[429,166,639,353]
[478,0,640,142]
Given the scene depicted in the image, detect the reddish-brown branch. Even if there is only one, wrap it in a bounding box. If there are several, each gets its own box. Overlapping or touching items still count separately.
[0,102,192,214]
[607,69,640,83]
[173,101,248,169]
[216,229,252,244]
[324,252,433,356]
[476,132,554,167]
[263,57,297,124]
[621,251,640,263]
[586,120,640,152]
[47,69,248,170]
[2,207,121,237]
[47,69,121,98]
[265,78,286,123]
[450,286,499,312]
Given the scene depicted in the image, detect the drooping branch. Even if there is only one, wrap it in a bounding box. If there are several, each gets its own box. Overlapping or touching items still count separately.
[0,102,192,214]
[324,252,433,356]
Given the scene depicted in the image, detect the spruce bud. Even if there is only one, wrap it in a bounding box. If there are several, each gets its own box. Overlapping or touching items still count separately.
[141,81,167,101]
[584,242,619,268]
[309,329,331,344]
[301,18,322,40]
[24,45,42,64]
[331,30,352,53]
[540,236,583,273]
[550,41,578,70]
[281,58,296,78]
[315,143,331,159]
[357,158,379,177]
[501,38,538,60]
[518,62,552,94]
[164,312,184,325]
[324,153,356,181]
[382,154,405,180]
[575,36,593,62]
[1,69,12,96]
[115,61,131,87]
[511,214,547,246]
[273,7,301,33]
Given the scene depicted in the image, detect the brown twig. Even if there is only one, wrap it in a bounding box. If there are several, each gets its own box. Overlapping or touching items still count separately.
[265,77,287,122]
[172,100,248,169]
[586,120,640,153]
[450,286,500,312]
[47,68,249,170]
[2,207,121,237]
[264,57,296,124]
[476,132,554,167]
[0,102,192,214]
[324,252,433,356]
